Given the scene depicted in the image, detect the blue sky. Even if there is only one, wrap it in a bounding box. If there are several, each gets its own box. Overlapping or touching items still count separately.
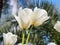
[39,0,60,8]
[50,0,60,7]
[9,0,60,14]
[48,0,60,9]
[19,0,60,9]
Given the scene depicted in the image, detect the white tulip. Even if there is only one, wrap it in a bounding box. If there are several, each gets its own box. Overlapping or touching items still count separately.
[13,7,49,29]
[47,42,57,45]
[12,5,18,15]
[10,0,18,15]
[54,21,60,32]
[3,32,17,45]
[18,43,26,45]
[18,43,32,45]
[32,7,50,26]
[13,7,32,30]
[10,0,17,6]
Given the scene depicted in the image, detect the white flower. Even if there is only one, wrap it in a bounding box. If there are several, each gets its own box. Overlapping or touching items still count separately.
[18,43,32,45]
[10,0,18,15]
[47,42,57,45]
[12,6,18,15]
[13,7,49,29]
[3,32,17,45]
[32,7,50,26]
[10,0,18,6]
[54,21,60,32]
[13,7,32,30]
[18,43,26,45]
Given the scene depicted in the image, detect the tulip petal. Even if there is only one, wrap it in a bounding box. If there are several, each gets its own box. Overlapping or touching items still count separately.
[3,32,17,45]
[32,7,49,26]
[47,42,56,45]
[13,7,49,29]
[14,7,32,29]
[54,21,60,32]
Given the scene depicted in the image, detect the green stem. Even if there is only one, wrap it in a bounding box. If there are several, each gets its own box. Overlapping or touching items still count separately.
[26,31,30,45]
[22,31,25,45]
[26,26,33,45]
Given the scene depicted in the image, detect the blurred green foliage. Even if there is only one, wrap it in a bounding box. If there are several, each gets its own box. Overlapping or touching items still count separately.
[0,0,60,45]
[28,1,60,45]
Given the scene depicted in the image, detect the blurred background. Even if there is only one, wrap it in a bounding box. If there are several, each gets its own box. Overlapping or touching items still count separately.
[0,0,60,45]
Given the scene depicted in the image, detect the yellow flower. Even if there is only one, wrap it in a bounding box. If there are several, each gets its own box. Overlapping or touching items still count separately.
[3,32,17,45]
[54,21,60,32]
[32,7,50,26]
[13,7,32,30]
